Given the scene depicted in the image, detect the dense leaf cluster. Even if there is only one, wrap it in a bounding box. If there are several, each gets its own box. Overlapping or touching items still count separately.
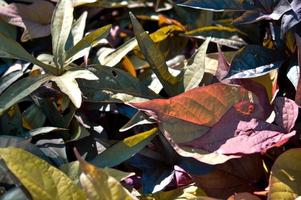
[0,0,300,199]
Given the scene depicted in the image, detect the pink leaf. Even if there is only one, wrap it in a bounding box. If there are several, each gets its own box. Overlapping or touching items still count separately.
[274,97,299,132]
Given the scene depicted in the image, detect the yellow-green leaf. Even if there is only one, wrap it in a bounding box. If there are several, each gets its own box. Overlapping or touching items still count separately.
[129,12,182,96]
[65,24,111,63]
[76,152,137,200]
[268,148,301,200]
[0,147,86,200]
[142,185,207,200]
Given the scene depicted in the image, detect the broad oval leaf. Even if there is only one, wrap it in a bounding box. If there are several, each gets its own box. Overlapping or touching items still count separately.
[131,83,253,127]
[268,148,301,199]
[51,0,74,69]
[0,75,52,115]
[0,147,86,200]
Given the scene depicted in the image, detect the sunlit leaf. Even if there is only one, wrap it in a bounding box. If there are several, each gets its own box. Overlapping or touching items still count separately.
[51,0,74,70]
[51,70,98,108]
[268,148,301,199]
[129,12,182,96]
[91,128,158,167]
[183,38,210,91]
[185,26,247,49]
[65,24,112,63]
[75,150,137,200]
[0,147,87,200]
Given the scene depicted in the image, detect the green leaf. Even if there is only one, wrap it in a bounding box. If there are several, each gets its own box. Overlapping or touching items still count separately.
[76,154,137,200]
[0,32,56,74]
[129,12,182,96]
[91,128,158,167]
[0,147,86,200]
[184,26,247,49]
[268,148,301,199]
[183,38,210,91]
[79,66,158,103]
[51,70,98,108]
[0,75,52,115]
[65,24,111,63]
[51,0,74,71]
[0,70,23,94]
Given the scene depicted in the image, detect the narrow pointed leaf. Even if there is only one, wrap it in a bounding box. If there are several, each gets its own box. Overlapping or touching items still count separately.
[178,0,257,11]
[91,128,158,167]
[65,24,112,63]
[183,38,210,91]
[0,32,56,74]
[52,0,74,69]
[52,70,98,108]
[129,12,181,96]
[0,75,52,115]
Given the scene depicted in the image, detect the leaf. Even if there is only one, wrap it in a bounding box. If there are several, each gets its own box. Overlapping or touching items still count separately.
[131,83,253,127]
[183,38,210,91]
[0,147,87,200]
[193,154,265,199]
[217,118,296,155]
[0,70,23,95]
[65,24,112,63]
[51,0,74,70]
[273,97,298,132]
[178,0,256,11]
[0,32,56,74]
[143,185,207,200]
[0,0,54,41]
[0,75,52,115]
[51,70,98,108]
[91,128,158,167]
[65,11,88,51]
[79,66,158,103]
[268,148,301,199]
[185,26,247,49]
[129,12,182,96]
[22,104,46,130]
[77,156,137,200]
[99,37,138,67]
[225,45,284,79]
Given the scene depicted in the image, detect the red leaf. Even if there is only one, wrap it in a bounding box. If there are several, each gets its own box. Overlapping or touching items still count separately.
[131,83,254,127]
